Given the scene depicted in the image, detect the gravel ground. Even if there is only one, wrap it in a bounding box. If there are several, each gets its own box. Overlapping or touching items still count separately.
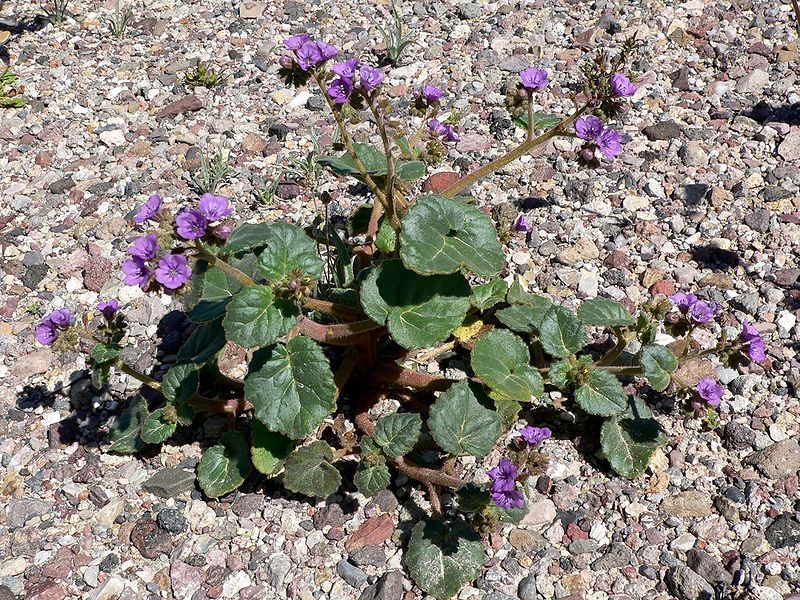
[2,0,800,599]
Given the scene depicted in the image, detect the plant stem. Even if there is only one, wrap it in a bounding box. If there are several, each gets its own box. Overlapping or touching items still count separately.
[302,298,363,321]
[297,315,386,345]
[115,360,161,390]
[366,94,400,231]
[595,327,628,367]
[526,94,535,140]
[441,103,590,198]
[194,243,255,287]
[408,107,435,149]
[370,362,454,392]
[792,0,800,36]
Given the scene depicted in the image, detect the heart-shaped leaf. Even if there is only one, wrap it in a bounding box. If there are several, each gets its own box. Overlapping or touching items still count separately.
[197,431,252,498]
[539,306,588,358]
[360,260,471,349]
[396,160,427,182]
[186,266,241,323]
[471,329,543,402]
[601,397,666,479]
[244,336,336,439]
[374,413,422,457]
[575,369,627,417]
[283,440,341,497]
[470,279,508,310]
[428,380,501,457]
[400,195,504,278]
[251,420,294,475]
[405,518,485,600]
[577,297,635,327]
[354,462,391,497]
[319,143,425,182]
[222,285,299,348]
[177,318,226,364]
[140,408,177,444]
[639,345,678,392]
[258,222,324,283]
[107,396,148,454]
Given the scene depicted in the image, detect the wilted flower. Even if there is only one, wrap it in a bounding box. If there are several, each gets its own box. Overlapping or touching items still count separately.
[520,67,548,90]
[359,65,384,91]
[697,378,724,406]
[127,234,159,260]
[133,194,162,224]
[198,194,232,222]
[689,300,716,324]
[97,300,120,320]
[519,426,552,445]
[332,58,359,80]
[328,77,354,104]
[176,208,208,240]
[122,257,151,289]
[155,254,192,290]
[428,118,459,142]
[611,73,637,97]
[575,115,604,141]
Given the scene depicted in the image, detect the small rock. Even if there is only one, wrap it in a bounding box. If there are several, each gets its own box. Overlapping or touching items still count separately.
[724,422,756,450]
[778,129,800,161]
[232,494,263,518]
[591,542,633,570]
[156,95,203,119]
[520,499,557,528]
[660,491,712,518]
[517,575,537,600]
[336,559,368,588]
[345,514,394,553]
[686,549,732,584]
[736,69,769,94]
[643,121,682,141]
[239,1,267,18]
[568,538,598,554]
[266,554,291,590]
[422,171,460,194]
[157,508,188,533]
[350,545,386,567]
[170,560,206,599]
[358,571,403,600]
[679,141,709,167]
[764,513,800,549]
[142,468,195,498]
[458,2,481,19]
[130,519,174,559]
[99,554,119,573]
[744,209,771,233]
[665,565,714,600]
[88,576,125,600]
[556,238,599,265]
[99,129,126,147]
[744,439,800,479]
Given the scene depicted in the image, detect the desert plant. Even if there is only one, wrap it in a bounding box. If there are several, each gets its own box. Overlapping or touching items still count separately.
[375,0,416,66]
[43,0,70,25]
[0,67,25,108]
[37,34,769,599]
[107,0,133,38]
[189,146,234,194]
[184,61,227,90]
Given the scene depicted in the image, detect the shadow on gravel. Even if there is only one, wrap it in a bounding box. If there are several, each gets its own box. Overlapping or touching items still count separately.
[690,244,740,270]
[744,100,800,126]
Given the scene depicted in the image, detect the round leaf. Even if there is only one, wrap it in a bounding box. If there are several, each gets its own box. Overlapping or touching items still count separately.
[539,305,588,358]
[107,396,148,454]
[399,195,504,278]
[251,420,294,475]
[577,297,635,327]
[470,279,508,310]
[257,222,324,282]
[354,462,391,497]
[140,408,177,444]
[471,329,543,402]
[221,223,274,255]
[177,318,226,364]
[575,369,627,417]
[428,380,501,457]
[374,413,422,457]
[405,518,485,600]
[639,345,678,392]
[360,260,471,349]
[222,285,299,348]
[244,336,336,440]
[282,441,341,497]
[197,431,252,498]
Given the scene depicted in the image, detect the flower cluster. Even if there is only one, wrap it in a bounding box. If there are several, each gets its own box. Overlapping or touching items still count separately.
[283,34,338,71]
[670,292,719,325]
[176,194,233,241]
[328,59,385,104]
[487,458,524,509]
[519,426,552,446]
[575,115,623,161]
[35,308,74,346]
[122,233,191,292]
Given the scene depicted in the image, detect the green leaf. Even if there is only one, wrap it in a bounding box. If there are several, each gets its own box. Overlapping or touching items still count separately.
[470,280,508,310]
[186,267,241,323]
[221,223,274,255]
[360,259,471,349]
[396,160,426,182]
[457,484,492,512]
[375,219,397,253]
[222,285,299,348]
[257,222,324,282]
[601,397,666,479]
[577,297,635,327]
[140,408,177,444]
[282,440,341,497]
[548,359,572,390]
[197,431,252,498]
[244,336,336,439]
[162,363,200,404]
[251,420,294,475]
[406,518,485,600]
[177,318,227,364]
[539,306,588,358]
[513,111,562,131]
[471,329,543,402]
[354,462,391,496]
[107,396,148,454]
[374,413,422,456]
[90,342,121,364]
[489,503,528,524]
[639,345,678,392]
[575,369,627,417]
[399,195,504,278]
[493,396,522,428]
[428,380,501,457]
[496,303,551,333]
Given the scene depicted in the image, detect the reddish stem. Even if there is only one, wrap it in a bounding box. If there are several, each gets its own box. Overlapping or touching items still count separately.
[370,362,455,392]
[297,316,386,346]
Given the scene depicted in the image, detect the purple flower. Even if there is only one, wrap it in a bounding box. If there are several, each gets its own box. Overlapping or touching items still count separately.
[492,488,525,510]
[427,119,459,142]
[597,128,623,160]
[519,426,552,446]
[697,378,724,407]
[671,292,698,314]
[133,195,162,224]
[176,208,208,240]
[315,41,338,62]
[295,41,322,71]
[214,224,233,239]
[47,308,74,329]
[284,34,312,51]
[155,254,192,290]
[359,65,384,91]
[611,73,637,97]
[520,67,548,90]
[127,234,159,261]
[122,257,151,289]
[97,300,120,320]
[740,320,760,342]
[421,84,444,105]
[747,337,766,363]
[575,115,604,141]
[36,320,58,345]
[332,58,359,80]
[515,215,531,233]
[487,458,518,493]
[328,77,354,104]
[198,194,232,222]
[689,300,716,324]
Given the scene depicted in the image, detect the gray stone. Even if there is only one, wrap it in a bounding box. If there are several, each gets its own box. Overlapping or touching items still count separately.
[686,549,732,584]
[336,559,368,588]
[0,585,15,600]
[231,494,263,518]
[99,554,119,573]
[266,554,291,590]
[517,575,537,600]
[498,55,530,72]
[568,538,599,554]
[350,544,386,567]
[592,542,634,570]
[358,571,403,600]
[660,491,712,518]
[23,263,49,290]
[736,69,769,94]
[778,129,800,161]
[744,439,800,479]
[49,177,75,194]
[6,498,52,529]
[744,209,771,233]
[142,468,196,498]
[458,2,481,19]
[157,508,188,533]
[665,565,715,600]
[643,121,682,141]
[765,514,800,549]
[724,422,756,450]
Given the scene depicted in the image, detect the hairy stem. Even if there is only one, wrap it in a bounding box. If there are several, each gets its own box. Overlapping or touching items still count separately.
[366,94,401,231]
[370,362,455,392]
[194,244,255,287]
[116,360,161,390]
[302,298,363,321]
[441,103,589,198]
[595,327,628,367]
[297,315,386,345]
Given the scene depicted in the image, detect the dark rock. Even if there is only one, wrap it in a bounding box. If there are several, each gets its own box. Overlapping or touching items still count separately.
[349,544,386,567]
[458,2,481,19]
[6,498,52,529]
[517,575,537,600]
[49,177,75,194]
[156,95,203,119]
[313,503,350,530]
[267,123,290,141]
[765,513,800,549]
[23,263,49,290]
[643,121,683,141]
[686,548,732,584]
[142,468,196,498]
[89,486,110,508]
[665,565,714,600]
[131,519,174,559]
[671,66,690,91]
[744,209,771,233]
[99,553,120,573]
[358,571,403,600]
[69,379,97,412]
[275,182,301,199]
[336,559,368,588]
[724,422,756,450]
[675,183,710,205]
[157,508,188,533]
[569,539,599,554]
[232,494,263,518]
[592,542,633,570]
[366,489,398,514]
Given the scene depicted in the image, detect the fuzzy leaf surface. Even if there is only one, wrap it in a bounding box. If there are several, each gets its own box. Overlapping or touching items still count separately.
[428,380,501,457]
[471,329,543,402]
[197,431,252,498]
[222,285,299,348]
[283,440,341,497]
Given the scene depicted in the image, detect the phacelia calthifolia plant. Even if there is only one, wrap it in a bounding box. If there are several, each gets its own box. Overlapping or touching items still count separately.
[35,34,771,599]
